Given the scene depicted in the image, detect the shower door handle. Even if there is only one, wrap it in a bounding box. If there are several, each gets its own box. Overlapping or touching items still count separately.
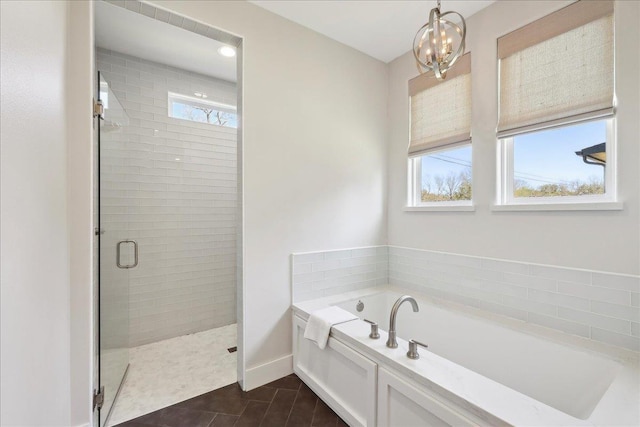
[116,240,138,269]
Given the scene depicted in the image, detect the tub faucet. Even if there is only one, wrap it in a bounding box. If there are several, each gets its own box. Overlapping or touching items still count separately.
[386,295,419,348]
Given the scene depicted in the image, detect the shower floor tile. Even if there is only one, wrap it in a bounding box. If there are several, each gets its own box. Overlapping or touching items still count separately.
[108,324,237,426]
[116,374,347,427]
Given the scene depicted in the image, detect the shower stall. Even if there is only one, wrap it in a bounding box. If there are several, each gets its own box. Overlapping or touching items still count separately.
[94,2,242,425]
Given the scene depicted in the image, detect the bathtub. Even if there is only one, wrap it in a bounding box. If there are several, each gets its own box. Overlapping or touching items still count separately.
[292,287,639,426]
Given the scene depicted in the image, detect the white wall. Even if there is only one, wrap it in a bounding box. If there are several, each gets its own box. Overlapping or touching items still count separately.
[67,2,94,424]
[151,1,389,379]
[0,1,72,425]
[387,1,640,275]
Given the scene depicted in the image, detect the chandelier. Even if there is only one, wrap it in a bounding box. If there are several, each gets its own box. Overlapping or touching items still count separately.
[413,0,467,80]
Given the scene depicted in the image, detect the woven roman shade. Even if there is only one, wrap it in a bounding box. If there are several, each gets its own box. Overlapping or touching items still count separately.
[497,1,614,138]
[408,53,471,156]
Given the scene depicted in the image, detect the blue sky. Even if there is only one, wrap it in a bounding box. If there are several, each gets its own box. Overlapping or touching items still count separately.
[421,145,471,183]
[421,120,606,188]
[513,120,605,186]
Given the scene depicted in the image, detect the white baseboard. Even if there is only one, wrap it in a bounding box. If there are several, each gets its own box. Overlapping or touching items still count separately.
[243,354,293,391]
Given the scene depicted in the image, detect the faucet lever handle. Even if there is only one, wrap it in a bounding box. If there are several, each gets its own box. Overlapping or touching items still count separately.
[410,339,428,348]
[363,319,380,339]
[407,339,428,359]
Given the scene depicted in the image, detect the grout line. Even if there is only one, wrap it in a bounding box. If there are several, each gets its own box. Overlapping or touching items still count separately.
[231,399,251,426]
[282,384,301,427]
[206,413,219,427]
[256,396,272,427]
[310,397,320,427]
[213,400,249,417]
[258,388,278,427]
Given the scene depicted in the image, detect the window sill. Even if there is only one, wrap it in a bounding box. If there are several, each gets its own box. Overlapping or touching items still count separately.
[404,205,475,212]
[491,201,623,212]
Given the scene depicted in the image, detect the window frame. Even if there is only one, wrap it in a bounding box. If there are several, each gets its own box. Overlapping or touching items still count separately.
[167,91,237,127]
[496,118,620,210]
[407,143,474,210]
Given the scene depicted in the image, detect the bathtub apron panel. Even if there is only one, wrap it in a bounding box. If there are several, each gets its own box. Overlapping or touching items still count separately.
[377,367,479,427]
[293,316,377,427]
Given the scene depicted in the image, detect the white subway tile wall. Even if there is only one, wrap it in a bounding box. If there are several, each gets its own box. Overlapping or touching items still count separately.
[292,245,640,351]
[98,48,237,347]
[388,246,640,352]
[291,247,388,302]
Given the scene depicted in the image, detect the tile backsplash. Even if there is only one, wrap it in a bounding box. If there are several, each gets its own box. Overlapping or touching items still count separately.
[291,246,388,302]
[293,245,640,351]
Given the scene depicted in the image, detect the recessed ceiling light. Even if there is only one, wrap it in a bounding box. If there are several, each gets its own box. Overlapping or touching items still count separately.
[218,46,236,58]
[194,92,208,98]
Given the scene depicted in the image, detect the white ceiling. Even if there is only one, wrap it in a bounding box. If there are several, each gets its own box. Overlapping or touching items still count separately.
[95,1,494,76]
[95,1,237,82]
[249,0,494,63]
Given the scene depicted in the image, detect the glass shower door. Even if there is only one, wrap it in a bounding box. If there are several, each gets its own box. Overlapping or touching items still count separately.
[98,72,132,426]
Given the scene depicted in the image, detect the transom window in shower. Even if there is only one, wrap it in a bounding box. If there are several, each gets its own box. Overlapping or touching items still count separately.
[168,91,237,128]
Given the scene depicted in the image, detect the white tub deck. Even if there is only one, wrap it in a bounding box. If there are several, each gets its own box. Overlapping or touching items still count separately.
[293,286,640,426]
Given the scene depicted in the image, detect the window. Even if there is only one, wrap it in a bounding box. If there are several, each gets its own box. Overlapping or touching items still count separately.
[496,1,615,207]
[168,92,237,128]
[499,118,614,204]
[408,53,472,208]
[409,144,472,206]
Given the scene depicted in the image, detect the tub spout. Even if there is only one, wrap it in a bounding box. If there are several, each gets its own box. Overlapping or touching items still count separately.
[386,295,419,348]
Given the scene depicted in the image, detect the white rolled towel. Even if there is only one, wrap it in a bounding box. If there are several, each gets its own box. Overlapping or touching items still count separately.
[304,306,358,349]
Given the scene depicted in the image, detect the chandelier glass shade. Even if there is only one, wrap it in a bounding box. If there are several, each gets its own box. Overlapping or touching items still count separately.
[413,0,467,80]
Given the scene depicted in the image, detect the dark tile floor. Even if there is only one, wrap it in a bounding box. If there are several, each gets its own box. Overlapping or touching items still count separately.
[116,374,348,427]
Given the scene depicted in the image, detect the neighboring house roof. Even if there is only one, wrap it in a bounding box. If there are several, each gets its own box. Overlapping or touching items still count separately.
[575,142,606,166]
